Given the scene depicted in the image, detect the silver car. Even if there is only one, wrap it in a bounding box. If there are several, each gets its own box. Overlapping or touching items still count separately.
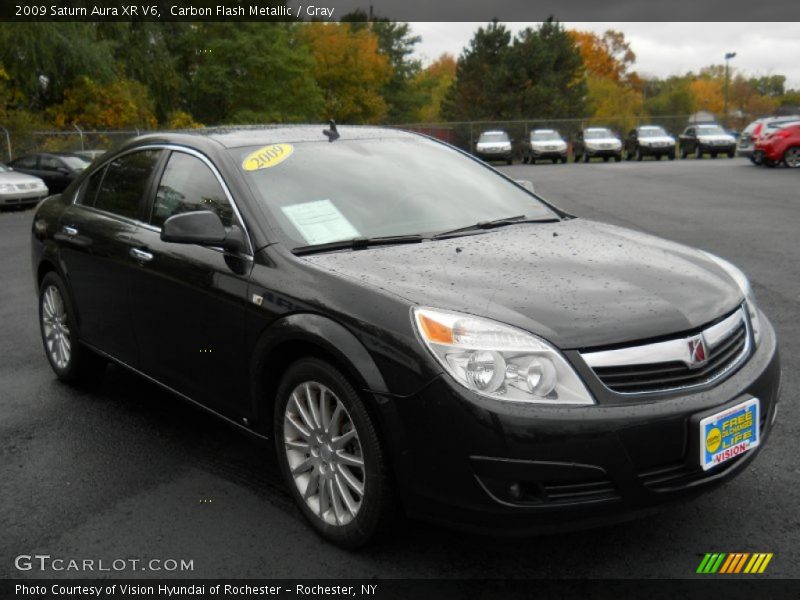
[0,162,49,208]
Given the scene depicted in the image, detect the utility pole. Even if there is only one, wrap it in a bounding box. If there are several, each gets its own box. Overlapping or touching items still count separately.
[724,52,737,127]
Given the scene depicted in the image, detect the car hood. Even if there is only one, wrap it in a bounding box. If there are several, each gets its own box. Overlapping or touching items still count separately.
[698,135,735,143]
[585,138,621,145]
[476,142,511,149]
[0,171,45,185]
[640,136,675,144]
[301,219,743,350]
[532,140,567,148]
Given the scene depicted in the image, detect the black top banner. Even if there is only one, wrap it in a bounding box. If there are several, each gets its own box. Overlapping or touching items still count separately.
[3,0,800,21]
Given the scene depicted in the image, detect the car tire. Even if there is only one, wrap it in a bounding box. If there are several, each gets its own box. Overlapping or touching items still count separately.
[550,158,557,164]
[782,146,800,168]
[38,272,105,383]
[711,152,718,159]
[560,156,567,164]
[274,357,396,549]
[680,146,688,159]
[506,158,513,165]
[635,147,643,161]
[625,150,633,161]
[573,154,581,163]
[668,151,676,161]
[695,146,703,159]
[727,150,735,159]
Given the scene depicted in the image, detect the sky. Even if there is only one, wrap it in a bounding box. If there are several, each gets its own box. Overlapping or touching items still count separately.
[411,22,800,89]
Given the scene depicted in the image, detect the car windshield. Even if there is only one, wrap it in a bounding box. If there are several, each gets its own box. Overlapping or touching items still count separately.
[532,131,560,141]
[478,132,509,143]
[697,125,726,135]
[60,155,91,170]
[638,127,668,138]
[236,137,557,248]
[584,129,614,139]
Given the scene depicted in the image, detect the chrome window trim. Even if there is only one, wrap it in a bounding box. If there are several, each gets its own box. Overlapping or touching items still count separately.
[72,143,255,258]
[581,306,751,396]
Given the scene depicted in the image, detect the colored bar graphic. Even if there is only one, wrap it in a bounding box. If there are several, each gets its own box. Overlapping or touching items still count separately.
[702,552,773,574]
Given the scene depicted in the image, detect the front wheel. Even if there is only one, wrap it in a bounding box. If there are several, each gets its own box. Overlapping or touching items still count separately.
[560,156,567,164]
[727,150,735,159]
[783,146,800,168]
[38,272,105,383]
[668,151,676,160]
[680,146,688,159]
[695,146,703,159]
[275,358,396,548]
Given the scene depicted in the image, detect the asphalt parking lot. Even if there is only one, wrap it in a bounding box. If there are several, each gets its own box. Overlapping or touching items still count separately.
[1,157,798,579]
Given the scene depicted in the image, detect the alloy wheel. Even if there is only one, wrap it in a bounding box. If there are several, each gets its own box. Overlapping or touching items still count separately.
[784,147,800,168]
[283,381,366,527]
[41,285,71,370]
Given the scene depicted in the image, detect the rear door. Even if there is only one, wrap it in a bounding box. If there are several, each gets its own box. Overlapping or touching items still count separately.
[57,149,163,366]
[128,149,253,419]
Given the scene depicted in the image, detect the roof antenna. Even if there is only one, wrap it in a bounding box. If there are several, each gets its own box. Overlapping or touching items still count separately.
[323,119,339,142]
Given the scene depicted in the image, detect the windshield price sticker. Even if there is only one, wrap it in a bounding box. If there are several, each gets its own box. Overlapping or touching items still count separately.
[281,199,360,246]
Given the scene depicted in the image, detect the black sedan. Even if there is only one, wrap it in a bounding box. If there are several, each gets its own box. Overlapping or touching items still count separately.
[9,152,90,193]
[678,124,737,159]
[31,127,780,548]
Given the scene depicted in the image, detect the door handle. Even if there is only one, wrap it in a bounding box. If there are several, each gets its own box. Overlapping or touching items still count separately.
[130,247,154,262]
[62,225,78,236]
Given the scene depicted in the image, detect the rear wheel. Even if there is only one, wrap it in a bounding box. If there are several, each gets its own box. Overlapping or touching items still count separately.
[695,146,703,159]
[635,147,643,161]
[783,146,800,168]
[560,156,567,164]
[668,150,676,160]
[275,358,396,549]
[680,145,688,159]
[38,272,105,383]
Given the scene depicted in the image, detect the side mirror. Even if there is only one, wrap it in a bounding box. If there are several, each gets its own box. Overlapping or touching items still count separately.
[161,210,245,253]
[515,179,535,194]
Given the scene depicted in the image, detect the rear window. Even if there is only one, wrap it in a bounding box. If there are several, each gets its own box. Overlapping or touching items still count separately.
[93,150,161,220]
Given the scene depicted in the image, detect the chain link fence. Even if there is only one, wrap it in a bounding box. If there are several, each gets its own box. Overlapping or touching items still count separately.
[1,113,754,163]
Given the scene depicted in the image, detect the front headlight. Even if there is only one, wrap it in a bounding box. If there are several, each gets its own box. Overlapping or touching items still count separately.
[413,308,594,405]
[0,183,15,193]
[702,252,761,346]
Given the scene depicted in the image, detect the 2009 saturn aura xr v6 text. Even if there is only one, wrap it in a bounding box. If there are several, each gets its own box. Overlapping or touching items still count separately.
[31,126,781,548]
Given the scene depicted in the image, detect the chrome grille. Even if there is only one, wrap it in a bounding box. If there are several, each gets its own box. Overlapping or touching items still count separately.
[582,307,750,395]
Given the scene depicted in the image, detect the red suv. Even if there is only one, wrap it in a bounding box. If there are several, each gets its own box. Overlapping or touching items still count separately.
[754,123,800,168]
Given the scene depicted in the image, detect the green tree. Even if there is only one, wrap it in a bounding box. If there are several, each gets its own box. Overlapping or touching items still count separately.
[441,21,514,120]
[412,54,457,122]
[509,19,587,119]
[0,23,115,110]
[184,23,323,124]
[643,76,695,116]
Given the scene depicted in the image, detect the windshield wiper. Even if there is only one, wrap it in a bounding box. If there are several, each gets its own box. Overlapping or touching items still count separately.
[292,234,424,256]
[432,215,560,239]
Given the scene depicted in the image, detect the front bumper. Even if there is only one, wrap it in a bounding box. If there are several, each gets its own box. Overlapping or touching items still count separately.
[476,150,513,161]
[1,190,47,206]
[532,149,567,159]
[586,147,621,157]
[639,144,675,156]
[699,143,736,154]
[389,316,780,534]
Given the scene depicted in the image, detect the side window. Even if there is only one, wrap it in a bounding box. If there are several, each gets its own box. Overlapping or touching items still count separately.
[79,166,107,206]
[686,128,695,137]
[14,156,38,169]
[151,152,234,229]
[40,156,64,172]
[94,150,161,220]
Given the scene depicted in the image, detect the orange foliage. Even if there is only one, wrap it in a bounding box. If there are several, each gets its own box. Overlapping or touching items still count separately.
[48,76,157,129]
[569,30,637,86]
[689,78,724,114]
[299,23,391,123]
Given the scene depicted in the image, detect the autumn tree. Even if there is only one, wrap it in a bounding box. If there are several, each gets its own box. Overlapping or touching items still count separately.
[412,54,456,122]
[569,29,638,87]
[299,22,391,123]
[341,12,425,122]
[47,76,157,129]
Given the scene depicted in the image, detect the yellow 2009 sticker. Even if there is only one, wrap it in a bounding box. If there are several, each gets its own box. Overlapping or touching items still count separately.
[242,144,294,171]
